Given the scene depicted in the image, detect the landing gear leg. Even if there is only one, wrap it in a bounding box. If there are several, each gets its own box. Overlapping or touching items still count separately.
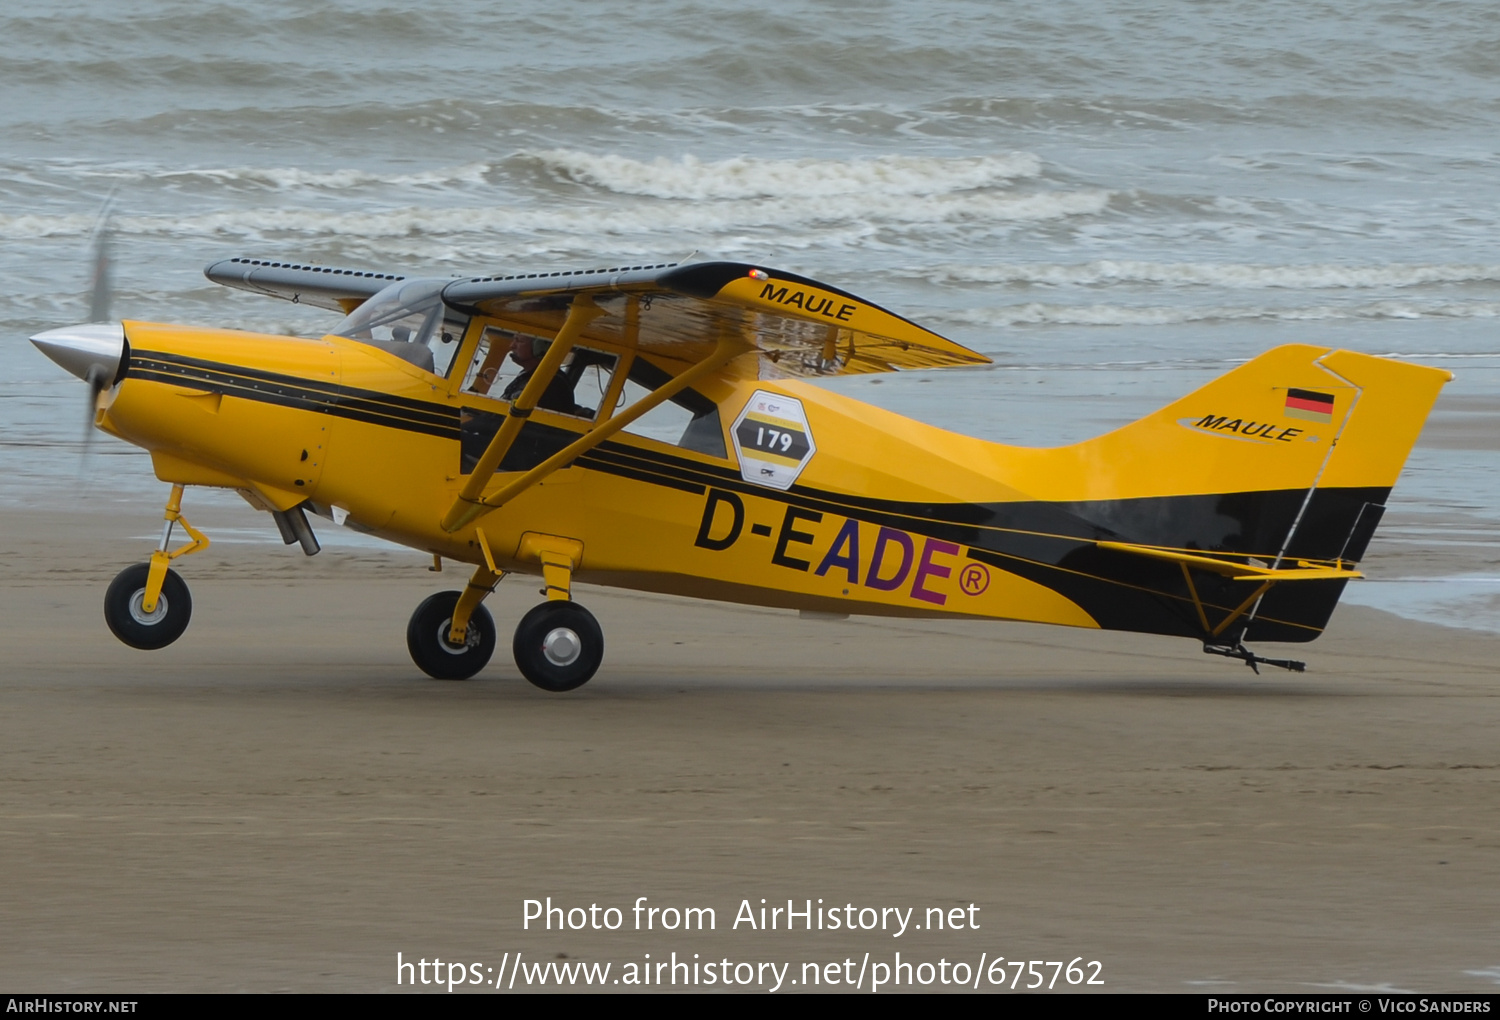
[103,483,209,650]
[406,564,501,680]
[510,536,602,692]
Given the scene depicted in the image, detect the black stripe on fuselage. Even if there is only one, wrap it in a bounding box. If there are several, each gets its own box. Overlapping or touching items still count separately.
[126,350,1379,642]
[130,350,462,440]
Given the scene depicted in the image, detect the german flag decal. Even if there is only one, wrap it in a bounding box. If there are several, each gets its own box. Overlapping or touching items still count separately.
[1284,388,1335,423]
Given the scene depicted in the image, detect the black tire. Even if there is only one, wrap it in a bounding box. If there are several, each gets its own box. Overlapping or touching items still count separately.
[513,601,603,692]
[104,562,192,650]
[406,591,496,680]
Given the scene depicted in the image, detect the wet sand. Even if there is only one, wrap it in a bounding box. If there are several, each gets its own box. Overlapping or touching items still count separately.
[1,507,1497,992]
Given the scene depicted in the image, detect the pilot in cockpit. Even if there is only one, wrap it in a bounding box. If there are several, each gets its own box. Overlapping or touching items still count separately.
[501,334,587,415]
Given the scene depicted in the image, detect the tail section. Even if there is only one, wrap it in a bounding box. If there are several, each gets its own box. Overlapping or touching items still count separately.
[991,345,1450,644]
[1058,344,1448,520]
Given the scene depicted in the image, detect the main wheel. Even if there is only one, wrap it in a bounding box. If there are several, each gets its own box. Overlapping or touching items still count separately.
[406,591,496,680]
[513,601,603,692]
[104,562,193,650]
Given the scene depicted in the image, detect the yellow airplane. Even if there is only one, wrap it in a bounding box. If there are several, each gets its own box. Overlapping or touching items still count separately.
[29,258,1450,688]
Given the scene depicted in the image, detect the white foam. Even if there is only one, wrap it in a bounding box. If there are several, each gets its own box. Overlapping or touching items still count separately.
[0,188,1109,241]
[0,213,98,238]
[925,261,1500,289]
[528,149,1043,200]
[62,161,500,190]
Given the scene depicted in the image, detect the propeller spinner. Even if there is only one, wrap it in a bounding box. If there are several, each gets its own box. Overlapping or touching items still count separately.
[30,322,126,428]
[31,196,122,436]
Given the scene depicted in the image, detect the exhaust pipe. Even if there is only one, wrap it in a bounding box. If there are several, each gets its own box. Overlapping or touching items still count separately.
[271,505,321,556]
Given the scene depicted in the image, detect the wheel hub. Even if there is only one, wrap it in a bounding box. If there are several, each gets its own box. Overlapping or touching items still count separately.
[437,618,480,655]
[542,627,582,667]
[127,589,168,626]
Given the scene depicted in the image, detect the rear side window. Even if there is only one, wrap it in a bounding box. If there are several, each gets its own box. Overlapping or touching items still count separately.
[616,357,726,458]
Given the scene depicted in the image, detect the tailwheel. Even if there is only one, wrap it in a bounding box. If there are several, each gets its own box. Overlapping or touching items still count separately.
[104,562,193,650]
[407,591,496,680]
[513,601,603,692]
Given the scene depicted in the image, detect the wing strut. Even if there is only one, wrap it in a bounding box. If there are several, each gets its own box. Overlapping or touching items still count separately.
[441,331,743,533]
[448,296,603,522]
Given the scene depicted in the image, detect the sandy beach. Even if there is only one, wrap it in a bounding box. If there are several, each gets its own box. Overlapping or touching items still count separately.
[1,505,1496,993]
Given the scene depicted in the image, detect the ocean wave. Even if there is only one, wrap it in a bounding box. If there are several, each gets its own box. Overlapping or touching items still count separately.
[525,150,1043,200]
[0,187,1108,241]
[941,300,1500,328]
[923,261,1500,290]
[57,161,502,191]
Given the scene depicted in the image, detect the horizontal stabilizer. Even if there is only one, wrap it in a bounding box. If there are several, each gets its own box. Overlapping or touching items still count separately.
[1095,541,1362,581]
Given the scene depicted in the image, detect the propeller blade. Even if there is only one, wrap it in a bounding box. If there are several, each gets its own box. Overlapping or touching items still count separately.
[84,364,109,433]
[87,191,116,323]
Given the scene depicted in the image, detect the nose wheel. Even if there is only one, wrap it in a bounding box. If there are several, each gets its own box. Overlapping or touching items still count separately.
[513,601,603,692]
[104,562,193,649]
[103,484,209,651]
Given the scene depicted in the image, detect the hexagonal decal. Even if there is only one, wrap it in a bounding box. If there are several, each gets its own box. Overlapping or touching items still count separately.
[731,390,815,490]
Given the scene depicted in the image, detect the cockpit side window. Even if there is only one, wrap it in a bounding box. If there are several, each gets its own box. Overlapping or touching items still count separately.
[460,326,617,421]
[333,280,470,377]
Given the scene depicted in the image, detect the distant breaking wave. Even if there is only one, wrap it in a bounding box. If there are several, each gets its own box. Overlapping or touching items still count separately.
[58,161,502,191]
[525,150,1044,200]
[924,261,1500,290]
[0,188,1108,240]
[4,150,1045,200]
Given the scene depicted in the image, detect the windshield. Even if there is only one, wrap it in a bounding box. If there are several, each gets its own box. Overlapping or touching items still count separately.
[333,279,469,376]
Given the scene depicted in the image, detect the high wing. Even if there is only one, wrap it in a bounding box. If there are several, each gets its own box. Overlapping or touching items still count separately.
[206,257,990,377]
[441,261,989,377]
[204,257,407,314]
[204,255,989,529]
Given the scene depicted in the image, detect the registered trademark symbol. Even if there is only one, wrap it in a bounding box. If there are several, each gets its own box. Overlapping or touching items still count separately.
[959,562,989,596]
